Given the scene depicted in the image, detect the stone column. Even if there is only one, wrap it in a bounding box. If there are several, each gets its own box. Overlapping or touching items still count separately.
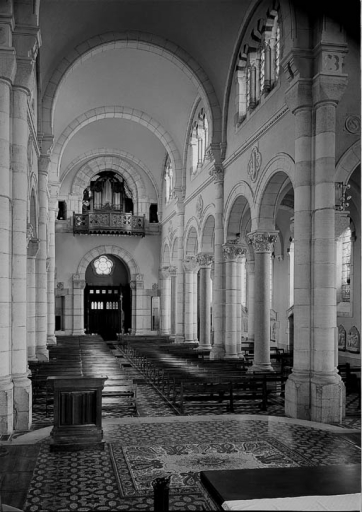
[284,75,314,419]
[0,44,16,434]
[193,269,199,343]
[72,275,86,335]
[209,165,225,358]
[27,237,39,361]
[11,55,36,430]
[169,266,177,336]
[196,253,213,350]
[246,255,255,349]
[160,268,171,335]
[310,71,347,423]
[134,274,145,334]
[223,242,245,359]
[47,196,58,345]
[35,155,50,359]
[247,232,278,371]
[183,257,198,343]
[175,202,185,342]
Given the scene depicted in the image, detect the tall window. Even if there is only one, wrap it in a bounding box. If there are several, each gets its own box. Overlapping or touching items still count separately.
[189,106,209,175]
[341,227,351,302]
[235,7,280,125]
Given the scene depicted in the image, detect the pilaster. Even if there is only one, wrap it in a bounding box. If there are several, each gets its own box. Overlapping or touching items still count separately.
[159,267,171,335]
[27,237,39,361]
[183,257,199,343]
[47,192,58,345]
[72,274,86,335]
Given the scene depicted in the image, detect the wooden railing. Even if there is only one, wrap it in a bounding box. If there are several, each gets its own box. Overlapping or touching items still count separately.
[73,212,145,236]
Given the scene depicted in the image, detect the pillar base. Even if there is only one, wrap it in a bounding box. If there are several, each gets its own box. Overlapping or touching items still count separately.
[174,334,185,343]
[224,354,239,360]
[36,346,49,361]
[12,373,32,432]
[47,335,57,345]
[196,344,212,351]
[72,330,85,336]
[285,371,311,421]
[0,377,14,435]
[247,362,274,373]
[27,348,37,361]
[311,371,346,424]
[210,346,225,359]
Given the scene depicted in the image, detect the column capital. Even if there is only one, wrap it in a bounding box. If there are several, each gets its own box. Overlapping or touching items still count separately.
[247,231,278,253]
[38,134,54,156]
[222,242,246,261]
[0,48,16,85]
[72,274,86,289]
[159,267,171,279]
[313,73,348,107]
[183,256,199,273]
[196,252,214,268]
[38,154,51,176]
[168,265,177,275]
[209,163,224,184]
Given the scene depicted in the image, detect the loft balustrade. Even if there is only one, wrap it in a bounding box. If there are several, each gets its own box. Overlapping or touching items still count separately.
[73,209,145,237]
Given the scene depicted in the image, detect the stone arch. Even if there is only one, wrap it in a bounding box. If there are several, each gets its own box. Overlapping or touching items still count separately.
[254,153,295,231]
[77,245,140,280]
[63,148,159,204]
[224,181,254,239]
[50,107,183,191]
[200,214,215,253]
[70,157,147,215]
[335,140,361,184]
[42,31,221,144]
[184,224,199,256]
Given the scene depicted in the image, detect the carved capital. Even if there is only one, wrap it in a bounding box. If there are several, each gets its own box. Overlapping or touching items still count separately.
[0,48,16,84]
[209,164,224,184]
[222,242,245,261]
[247,231,278,253]
[168,266,177,275]
[136,273,144,282]
[183,256,199,273]
[38,154,51,175]
[73,275,86,289]
[38,134,54,156]
[196,252,214,268]
[159,267,171,280]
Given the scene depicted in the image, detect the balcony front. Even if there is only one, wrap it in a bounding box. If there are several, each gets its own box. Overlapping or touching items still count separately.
[73,211,145,237]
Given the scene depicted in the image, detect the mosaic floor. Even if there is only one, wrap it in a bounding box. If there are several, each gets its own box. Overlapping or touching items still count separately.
[5,337,360,511]
[22,417,361,512]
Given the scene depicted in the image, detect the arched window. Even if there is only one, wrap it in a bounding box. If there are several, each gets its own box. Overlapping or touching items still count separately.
[341,226,352,302]
[235,5,281,125]
[189,107,209,176]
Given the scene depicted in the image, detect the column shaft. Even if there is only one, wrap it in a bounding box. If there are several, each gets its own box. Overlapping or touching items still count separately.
[175,204,184,341]
[198,264,212,349]
[184,270,194,342]
[160,270,171,335]
[47,205,57,344]
[72,278,86,335]
[27,255,37,360]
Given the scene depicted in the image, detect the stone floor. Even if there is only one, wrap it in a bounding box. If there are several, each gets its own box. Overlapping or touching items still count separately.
[0,336,360,511]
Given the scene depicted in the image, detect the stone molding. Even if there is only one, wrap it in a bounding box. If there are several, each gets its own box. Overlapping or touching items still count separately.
[196,252,214,268]
[247,231,278,253]
[222,242,245,261]
[72,274,86,289]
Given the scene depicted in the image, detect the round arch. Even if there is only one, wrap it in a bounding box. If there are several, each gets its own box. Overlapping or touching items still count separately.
[200,214,215,253]
[76,245,140,280]
[254,153,295,231]
[49,107,183,190]
[63,148,159,203]
[42,31,221,145]
[335,140,361,184]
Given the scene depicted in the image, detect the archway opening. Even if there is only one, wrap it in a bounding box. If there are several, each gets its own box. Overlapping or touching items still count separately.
[84,254,131,340]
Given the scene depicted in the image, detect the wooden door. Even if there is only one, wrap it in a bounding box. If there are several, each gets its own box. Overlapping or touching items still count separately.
[85,285,123,340]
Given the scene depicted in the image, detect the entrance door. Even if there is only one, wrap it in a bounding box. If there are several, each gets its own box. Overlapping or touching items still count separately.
[85,285,123,340]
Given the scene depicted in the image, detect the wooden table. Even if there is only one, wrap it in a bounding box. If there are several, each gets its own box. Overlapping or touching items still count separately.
[200,464,361,510]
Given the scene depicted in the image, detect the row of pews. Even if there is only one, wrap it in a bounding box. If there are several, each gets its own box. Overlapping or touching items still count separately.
[118,337,292,415]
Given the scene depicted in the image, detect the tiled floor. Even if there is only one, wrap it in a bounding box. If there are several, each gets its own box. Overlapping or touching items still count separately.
[1,337,361,511]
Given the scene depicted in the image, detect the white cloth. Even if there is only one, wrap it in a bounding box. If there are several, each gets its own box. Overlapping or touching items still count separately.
[222,493,361,511]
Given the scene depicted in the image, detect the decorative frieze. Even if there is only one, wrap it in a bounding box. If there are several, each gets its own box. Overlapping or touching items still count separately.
[247,232,278,253]
[196,252,213,268]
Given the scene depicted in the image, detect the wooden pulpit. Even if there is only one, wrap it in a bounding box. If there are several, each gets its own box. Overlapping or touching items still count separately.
[47,376,107,451]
